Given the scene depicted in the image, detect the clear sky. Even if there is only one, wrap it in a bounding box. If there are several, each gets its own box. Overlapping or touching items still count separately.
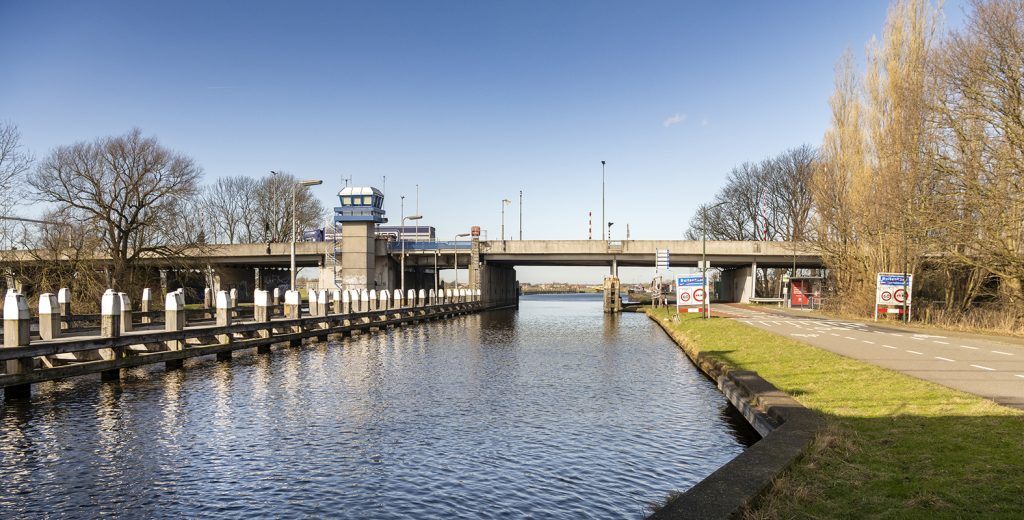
[0,1,966,282]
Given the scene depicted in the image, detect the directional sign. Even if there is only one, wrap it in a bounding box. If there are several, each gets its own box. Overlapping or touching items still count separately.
[656,249,670,270]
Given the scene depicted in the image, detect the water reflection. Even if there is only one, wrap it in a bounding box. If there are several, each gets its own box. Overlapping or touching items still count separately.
[0,293,757,519]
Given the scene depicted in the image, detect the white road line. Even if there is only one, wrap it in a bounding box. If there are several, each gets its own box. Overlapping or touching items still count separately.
[830,333,840,337]
[888,333,904,337]
[910,337,924,341]
[960,345,979,350]
[1015,375,1024,379]
[992,351,1013,356]
[862,340,875,345]
[907,350,923,355]
[881,344,897,349]
[934,341,950,345]
[935,356,955,362]
[971,364,996,371]
[844,336,856,340]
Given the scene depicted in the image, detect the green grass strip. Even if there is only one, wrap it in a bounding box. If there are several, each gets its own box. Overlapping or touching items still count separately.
[648,307,1024,519]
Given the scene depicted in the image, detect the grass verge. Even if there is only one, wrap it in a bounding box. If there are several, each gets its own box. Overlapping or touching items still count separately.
[648,307,1024,519]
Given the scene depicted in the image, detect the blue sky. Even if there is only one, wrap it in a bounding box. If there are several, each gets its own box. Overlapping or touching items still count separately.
[0,1,965,282]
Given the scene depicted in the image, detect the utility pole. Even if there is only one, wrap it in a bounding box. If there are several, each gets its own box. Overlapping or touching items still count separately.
[519,190,523,240]
[601,160,606,246]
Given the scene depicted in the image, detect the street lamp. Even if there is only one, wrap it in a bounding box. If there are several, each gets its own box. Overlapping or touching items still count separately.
[453,232,471,290]
[701,201,727,319]
[607,221,614,241]
[401,214,423,294]
[273,172,322,291]
[501,198,511,241]
[601,160,606,247]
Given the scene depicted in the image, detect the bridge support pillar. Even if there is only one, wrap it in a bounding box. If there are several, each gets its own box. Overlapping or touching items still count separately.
[603,276,622,314]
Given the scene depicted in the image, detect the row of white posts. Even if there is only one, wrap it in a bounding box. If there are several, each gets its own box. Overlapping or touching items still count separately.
[4,286,483,344]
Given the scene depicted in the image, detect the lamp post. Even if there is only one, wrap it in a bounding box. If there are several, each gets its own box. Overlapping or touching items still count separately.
[401,214,422,294]
[519,190,523,240]
[601,160,606,246]
[607,221,614,241]
[275,174,322,291]
[501,199,511,241]
[701,201,727,319]
[453,232,471,290]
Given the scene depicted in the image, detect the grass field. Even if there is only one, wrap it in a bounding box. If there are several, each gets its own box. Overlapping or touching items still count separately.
[648,308,1024,519]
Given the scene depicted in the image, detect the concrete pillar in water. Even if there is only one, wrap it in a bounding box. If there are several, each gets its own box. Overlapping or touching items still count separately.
[360,290,370,313]
[284,290,302,319]
[393,289,403,309]
[272,287,281,307]
[341,290,351,314]
[4,290,32,399]
[140,288,152,324]
[38,293,61,340]
[418,289,427,308]
[99,290,122,381]
[332,290,342,315]
[118,293,133,333]
[229,288,238,309]
[57,287,71,330]
[215,290,232,359]
[380,290,390,311]
[164,290,186,370]
[203,287,212,309]
[406,289,416,308]
[254,288,273,353]
[603,276,622,314]
[428,289,435,306]
[318,290,331,315]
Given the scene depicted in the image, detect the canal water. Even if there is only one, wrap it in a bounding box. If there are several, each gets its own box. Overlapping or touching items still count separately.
[0,293,757,519]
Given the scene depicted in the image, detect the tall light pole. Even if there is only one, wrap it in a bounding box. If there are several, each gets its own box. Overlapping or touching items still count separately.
[401,214,422,294]
[453,232,471,290]
[501,198,511,241]
[701,201,727,319]
[601,161,606,245]
[607,221,614,241]
[519,190,523,240]
[283,176,322,291]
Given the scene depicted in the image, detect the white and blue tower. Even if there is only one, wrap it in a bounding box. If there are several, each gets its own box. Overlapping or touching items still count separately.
[334,187,387,290]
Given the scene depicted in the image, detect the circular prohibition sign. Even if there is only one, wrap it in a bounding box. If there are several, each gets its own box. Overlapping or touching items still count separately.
[880,291,892,302]
[693,289,706,302]
[680,292,691,302]
[894,289,907,303]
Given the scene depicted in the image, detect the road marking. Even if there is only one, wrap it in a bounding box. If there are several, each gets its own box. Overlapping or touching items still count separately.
[1015,375,1024,379]
[888,333,904,337]
[907,350,923,355]
[935,356,955,362]
[844,336,856,340]
[971,364,996,371]
[960,345,979,350]
[881,344,897,349]
[934,341,950,345]
[829,333,840,337]
[992,351,1013,356]
[862,340,875,344]
[911,337,924,341]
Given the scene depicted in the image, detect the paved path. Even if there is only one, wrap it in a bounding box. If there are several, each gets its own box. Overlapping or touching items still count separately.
[715,304,1024,410]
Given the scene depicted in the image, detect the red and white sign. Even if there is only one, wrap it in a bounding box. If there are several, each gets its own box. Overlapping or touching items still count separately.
[677,275,708,314]
[875,272,913,321]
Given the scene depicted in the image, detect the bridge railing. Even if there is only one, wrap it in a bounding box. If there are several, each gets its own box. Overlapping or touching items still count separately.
[386,240,472,253]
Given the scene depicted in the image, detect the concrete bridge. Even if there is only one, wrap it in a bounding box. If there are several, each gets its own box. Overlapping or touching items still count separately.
[6,238,822,307]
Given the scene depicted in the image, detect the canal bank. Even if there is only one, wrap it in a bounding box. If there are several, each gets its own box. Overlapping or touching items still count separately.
[648,308,1024,518]
[0,293,758,519]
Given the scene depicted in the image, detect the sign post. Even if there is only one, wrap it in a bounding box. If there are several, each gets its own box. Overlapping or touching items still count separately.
[655,250,670,308]
[676,274,707,315]
[875,272,913,321]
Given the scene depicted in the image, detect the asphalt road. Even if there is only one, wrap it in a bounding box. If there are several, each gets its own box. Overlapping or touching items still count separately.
[714,304,1024,410]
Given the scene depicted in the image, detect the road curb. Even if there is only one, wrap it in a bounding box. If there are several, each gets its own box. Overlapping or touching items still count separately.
[647,313,822,520]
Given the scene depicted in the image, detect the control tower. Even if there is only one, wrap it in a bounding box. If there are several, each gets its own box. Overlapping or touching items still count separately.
[334,187,387,290]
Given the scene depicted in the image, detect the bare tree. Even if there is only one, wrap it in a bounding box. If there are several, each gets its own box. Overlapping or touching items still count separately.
[29,128,203,292]
[0,122,33,248]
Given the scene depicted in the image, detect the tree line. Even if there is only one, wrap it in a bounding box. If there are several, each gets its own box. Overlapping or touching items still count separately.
[0,125,325,307]
[688,0,1024,328]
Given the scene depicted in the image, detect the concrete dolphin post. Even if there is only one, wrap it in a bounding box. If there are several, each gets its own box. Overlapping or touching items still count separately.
[141,288,152,324]
[284,290,302,319]
[164,290,186,369]
[418,289,426,308]
[117,293,133,333]
[4,290,32,398]
[38,293,61,340]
